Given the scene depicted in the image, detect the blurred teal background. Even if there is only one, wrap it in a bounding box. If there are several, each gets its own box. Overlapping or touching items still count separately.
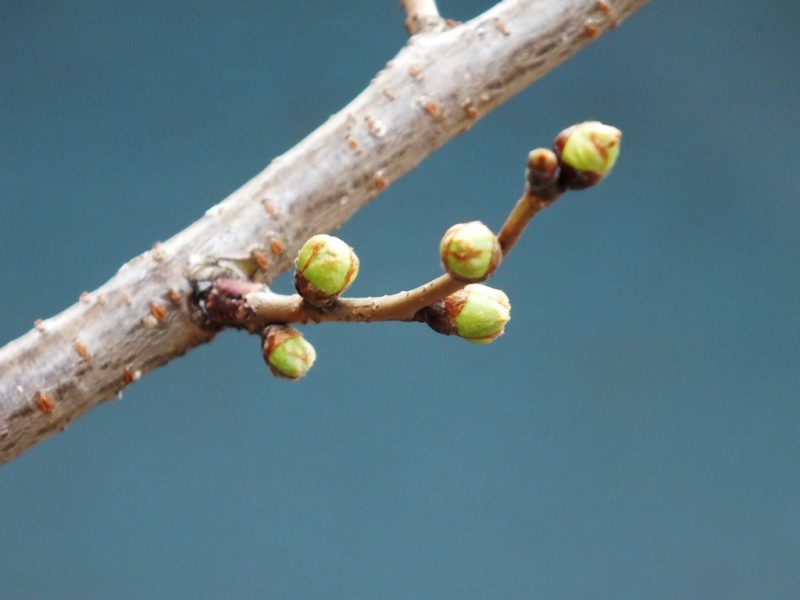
[2,1,799,598]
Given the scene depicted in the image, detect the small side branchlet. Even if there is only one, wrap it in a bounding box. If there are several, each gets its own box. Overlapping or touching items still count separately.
[197,122,622,380]
[262,325,317,380]
[294,234,360,306]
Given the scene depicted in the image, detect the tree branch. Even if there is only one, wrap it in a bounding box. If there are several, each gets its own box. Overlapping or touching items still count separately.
[0,0,648,465]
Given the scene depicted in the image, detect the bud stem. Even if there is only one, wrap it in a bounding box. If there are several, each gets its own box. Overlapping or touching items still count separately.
[496,192,552,256]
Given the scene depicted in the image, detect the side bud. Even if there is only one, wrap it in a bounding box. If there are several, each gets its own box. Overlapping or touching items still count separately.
[554,121,621,189]
[440,221,501,282]
[262,325,317,380]
[424,284,511,344]
[295,234,359,306]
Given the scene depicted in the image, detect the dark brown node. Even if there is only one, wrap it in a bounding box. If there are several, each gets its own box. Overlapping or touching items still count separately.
[201,278,264,331]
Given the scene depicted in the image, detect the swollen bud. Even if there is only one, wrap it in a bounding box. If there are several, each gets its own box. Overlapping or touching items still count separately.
[440,221,501,282]
[554,121,621,189]
[425,284,511,344]
[295,234,359,306]
[262,325,317,380]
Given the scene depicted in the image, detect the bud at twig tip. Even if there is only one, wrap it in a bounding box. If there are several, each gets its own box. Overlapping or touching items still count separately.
[554,121,621,189]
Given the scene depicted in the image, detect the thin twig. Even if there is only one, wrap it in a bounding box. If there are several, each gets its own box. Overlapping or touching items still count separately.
[243,274,463,326]
[400,0,443,34]
[210,158,564,330]
[496,193,550,256]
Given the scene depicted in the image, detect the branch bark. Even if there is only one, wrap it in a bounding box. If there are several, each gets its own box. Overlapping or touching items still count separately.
[0,0,647,465]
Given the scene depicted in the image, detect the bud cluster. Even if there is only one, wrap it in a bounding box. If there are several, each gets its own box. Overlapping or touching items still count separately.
[237,122,622,380]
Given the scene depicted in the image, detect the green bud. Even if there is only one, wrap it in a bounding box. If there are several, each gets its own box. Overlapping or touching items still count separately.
[262,325,317,380]
[434,284,511,344]
[439,221,501,282]
[295,234,359,305]
[555,121,621,189]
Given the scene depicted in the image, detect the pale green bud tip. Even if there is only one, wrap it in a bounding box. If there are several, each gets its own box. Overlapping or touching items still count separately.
[295,234,359,303]
[440,221,501,283]
[446,284,511,344]
[262,325,317,380]
[560,121,621,176]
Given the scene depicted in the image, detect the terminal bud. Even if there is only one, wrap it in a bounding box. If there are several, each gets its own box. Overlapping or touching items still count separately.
[554,121,621,189]
[424,284,511,344]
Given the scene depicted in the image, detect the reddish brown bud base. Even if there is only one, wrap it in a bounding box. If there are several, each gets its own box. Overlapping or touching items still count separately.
[526,148,562,200]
